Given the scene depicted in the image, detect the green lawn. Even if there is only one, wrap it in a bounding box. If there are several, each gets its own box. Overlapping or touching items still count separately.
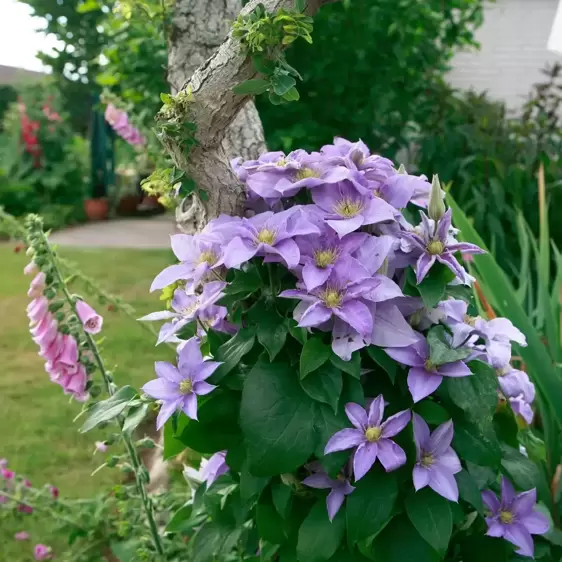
[0,245,174,560]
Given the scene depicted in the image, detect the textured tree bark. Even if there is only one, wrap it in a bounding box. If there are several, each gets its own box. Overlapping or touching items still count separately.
[163,0,332,233]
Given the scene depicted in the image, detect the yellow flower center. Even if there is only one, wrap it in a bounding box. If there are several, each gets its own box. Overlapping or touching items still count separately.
[424,359,437,372]
[198,251,217,266]
[257,228,276,245]
[179,379,193,395]
[276,158,287,167]
[296,167,321,180]
[319,288,342,308]
[464,314,477,327]
[421,453,434,467]
[314,248,338,268]
[181,300,200,317]
[499,510,514,524]
[333,198,363,218]
[365,427,382,442]
[427,240,445,255]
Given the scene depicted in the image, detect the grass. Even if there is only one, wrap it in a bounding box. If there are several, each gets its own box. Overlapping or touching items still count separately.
[0,244,174,560]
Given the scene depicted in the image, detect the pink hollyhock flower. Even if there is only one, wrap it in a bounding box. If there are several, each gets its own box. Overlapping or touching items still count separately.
[49,486,59,499]
[15,531,30,540]
[24,262,39,276]
[76,300,103,334]
[34,544,52,560]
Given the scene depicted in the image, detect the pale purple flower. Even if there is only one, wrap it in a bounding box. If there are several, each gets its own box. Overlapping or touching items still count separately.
[95,441,108,453]
[303,467,355,521]
[0,458,7,468]
[482,477,549,557]
[197,305,237,335]
[15,531,30,540]
[412,414,461,502]
[474,317,527,369]
[385,334,472,402]
[324,397,410,480]
[76,300,103,334]
[295,230,369,291]
[34,544,52,560]
[498,366,535,424]
[281,258,377,337]
[139,281,227,345]
[150,231,224,292]
[24,262,39,276]
[378,173,432,209]
[200,451,229,488]
[142,337,221,429]
[310,181,395,238]
[219,207,319,269]
[403,209,484,284]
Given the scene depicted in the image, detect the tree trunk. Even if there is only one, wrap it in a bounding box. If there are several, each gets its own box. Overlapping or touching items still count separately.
[167,0,267,232]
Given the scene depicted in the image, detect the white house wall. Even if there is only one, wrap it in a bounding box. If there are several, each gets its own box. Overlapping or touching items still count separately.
[448,0,562,108]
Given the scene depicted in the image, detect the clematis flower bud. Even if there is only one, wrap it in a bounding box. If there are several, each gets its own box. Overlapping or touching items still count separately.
[428,174,446,221]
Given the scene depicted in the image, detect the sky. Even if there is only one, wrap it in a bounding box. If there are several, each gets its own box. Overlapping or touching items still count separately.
[0,0,61,72]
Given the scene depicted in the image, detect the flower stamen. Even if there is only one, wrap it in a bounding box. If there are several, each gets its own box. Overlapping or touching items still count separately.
[179,379,193,395]
[314,248,338,268]
[427,240,445,255]
[365,426,382,442]
[296,167,321,180]
[319,288,343,308]
[198,251,217,266]
[499,510,514,524]
[256,228,276,245]
[333,198,363,218]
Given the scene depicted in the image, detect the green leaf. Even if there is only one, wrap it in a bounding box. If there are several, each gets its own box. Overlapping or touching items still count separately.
[225,265,263,295]
[271,479,292,518]
[456,470,484,514]
[446,360,498,423]
[271,74,297,96]
[81,386,138,433]
[297,501,345,562]
[122,403,149,434]
[95,72,119,86]
[288,320,307,345]
[179,392,241,453]
[300,363,343,413]
[405,489,452,555]
[211,327,256,382]
[240,465,270,501]
[252,308,289,361]
[493,406,519,448]
[295,0,306,11]
[500,444,542,491]
[300,336,331,379]
[331,352,361,379]
[251,54,276,75]
[76,0,101,13]
[372,515,440,562]
[417,264,455,308]
[240,362,317,475]
[166,503,193,533]
[414,401,451,425]
[427,325,471,365]
[460,535,509,562]
[282,87,300,101]
[346,469,398,544]
[257,491,287,544]
[233,78,270,95]
[366,346,397,383]
[452,420,501,468]
[160,92,173,104]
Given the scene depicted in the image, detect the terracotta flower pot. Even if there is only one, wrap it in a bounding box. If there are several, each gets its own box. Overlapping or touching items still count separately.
[116,194,142,216]
[84,198,109,221]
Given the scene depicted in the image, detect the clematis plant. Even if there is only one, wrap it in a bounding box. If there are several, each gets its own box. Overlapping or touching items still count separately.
[138,137,555,562]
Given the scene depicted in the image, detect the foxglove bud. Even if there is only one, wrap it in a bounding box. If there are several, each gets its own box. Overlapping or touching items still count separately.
[428,174,446,221]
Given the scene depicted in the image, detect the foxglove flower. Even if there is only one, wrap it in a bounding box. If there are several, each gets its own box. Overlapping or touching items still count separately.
[310,181,395,238]
[140,281,226,345]
[412,414,461,501]
[219,208,319,269]
[76,299,103,334]
[403,209,483,284]
[142,337,221,429]
[150,232,224,292]
[386,334,471,402]
[27,272,46,298]
[324,397,410,480]
[303,467,355,521]
[201,451,229,488]
[482,477,549,557]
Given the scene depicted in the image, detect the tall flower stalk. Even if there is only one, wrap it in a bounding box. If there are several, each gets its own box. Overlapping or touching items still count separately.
[24,215,165,558]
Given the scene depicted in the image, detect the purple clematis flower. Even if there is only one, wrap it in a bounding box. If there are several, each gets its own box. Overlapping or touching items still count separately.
[412,414,462,502]
[377,172,433,209]
[281,259,377,337]
[142,337,221,429]
[482,477,549,557]
[403,208,484,284]
[139,281,226,345]
[303,466,355,521]
[385,334,472,402]
[150,231,224,292]
[219,207,319,269]
[324,397,411,480]
[201,451,229,488]
[310,180,396,238]
[295,230,370,291]
[498,366,535,424]
[474,317,527,369]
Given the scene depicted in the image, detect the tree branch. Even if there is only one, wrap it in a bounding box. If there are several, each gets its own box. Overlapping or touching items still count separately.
[161,0,333,232]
